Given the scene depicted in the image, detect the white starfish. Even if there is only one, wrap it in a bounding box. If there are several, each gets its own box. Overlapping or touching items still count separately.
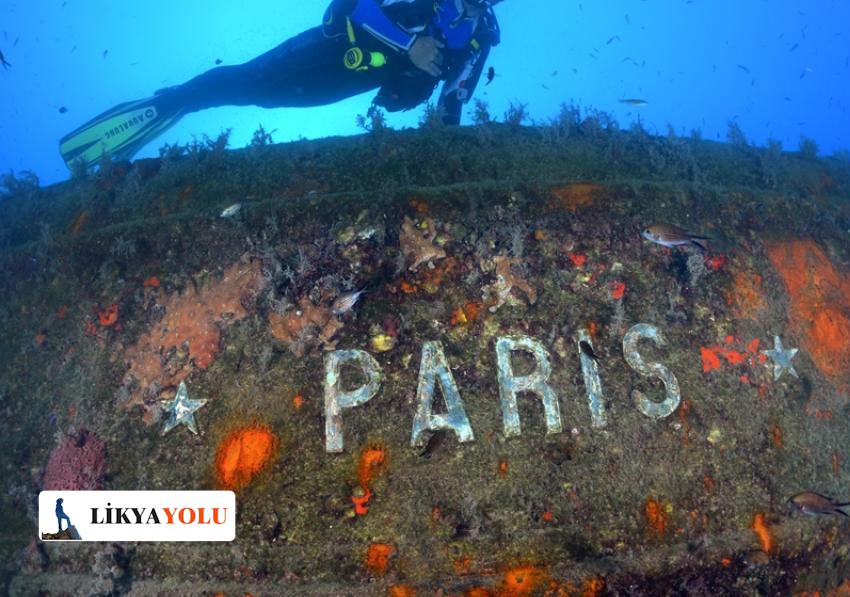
[762,335,799,381]
[160,381,207,435]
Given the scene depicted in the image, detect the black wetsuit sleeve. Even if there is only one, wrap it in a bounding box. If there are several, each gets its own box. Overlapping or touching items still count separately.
[438,11,500,125]
[438,44,490,125]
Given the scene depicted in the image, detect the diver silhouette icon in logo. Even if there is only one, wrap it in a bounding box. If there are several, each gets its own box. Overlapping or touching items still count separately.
[56,498,71,531]
[41,497,82,541]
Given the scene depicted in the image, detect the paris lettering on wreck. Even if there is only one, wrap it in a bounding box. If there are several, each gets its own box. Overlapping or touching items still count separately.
[324,323,681,453]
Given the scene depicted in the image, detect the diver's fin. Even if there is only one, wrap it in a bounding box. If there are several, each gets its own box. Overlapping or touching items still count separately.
[59,95,185,171]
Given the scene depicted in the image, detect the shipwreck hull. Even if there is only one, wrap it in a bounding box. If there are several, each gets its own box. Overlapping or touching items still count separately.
[2,124,850,595]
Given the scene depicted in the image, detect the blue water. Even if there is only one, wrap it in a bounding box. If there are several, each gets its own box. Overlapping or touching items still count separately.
[0,0,847,187]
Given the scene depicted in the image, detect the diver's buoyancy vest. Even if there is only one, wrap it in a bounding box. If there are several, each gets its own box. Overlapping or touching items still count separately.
[323,0,499,74]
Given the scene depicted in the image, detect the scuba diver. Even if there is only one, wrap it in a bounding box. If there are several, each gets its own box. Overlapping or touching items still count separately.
[60,0,503,170]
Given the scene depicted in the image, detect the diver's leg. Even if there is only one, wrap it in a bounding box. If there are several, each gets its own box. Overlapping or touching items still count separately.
[60,25,387,169]
[158,26,386,112]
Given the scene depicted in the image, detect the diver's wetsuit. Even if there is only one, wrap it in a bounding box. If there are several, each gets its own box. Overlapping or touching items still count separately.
[156,0,500,125]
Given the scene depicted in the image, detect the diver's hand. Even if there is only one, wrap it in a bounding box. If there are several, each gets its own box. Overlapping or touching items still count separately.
[408,36,444,77]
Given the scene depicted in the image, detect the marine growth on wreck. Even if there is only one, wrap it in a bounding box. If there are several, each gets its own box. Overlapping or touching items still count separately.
[1,117,850,594]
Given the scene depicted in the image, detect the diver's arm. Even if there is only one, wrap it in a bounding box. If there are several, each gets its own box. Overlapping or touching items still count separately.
[350,0,444,75]
[349,0,419,51]
[439,45,490,125]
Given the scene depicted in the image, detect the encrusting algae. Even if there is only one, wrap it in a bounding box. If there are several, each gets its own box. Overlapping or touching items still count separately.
[119,259,266,423]
[365,542,395,576]
[645,497,668,540]
[98,303,119,327]
[726,267,768,320]
[750,512,774,554]
[215,424,277,490]
[548,183,606,213]
[498,565,547,597]
[767,239,850,383]
[357,445,388,488]
[352,444,388,515]
[700,336,764,373]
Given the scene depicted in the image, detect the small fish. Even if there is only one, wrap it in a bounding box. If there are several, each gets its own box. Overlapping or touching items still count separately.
[606,35,620,45]
[789,491,850,516]
[215,58,222,65]
[219,203,242,218]
[642,224,710,251]
[579,340,601,362]
[331,287,366,316]
[102,49,108,58]
[420,430,447,458]
[485,65,495,85]
[619,98,648,106]
[58,106,68,114]
[0,49,10,69]
[736,64,751,73]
